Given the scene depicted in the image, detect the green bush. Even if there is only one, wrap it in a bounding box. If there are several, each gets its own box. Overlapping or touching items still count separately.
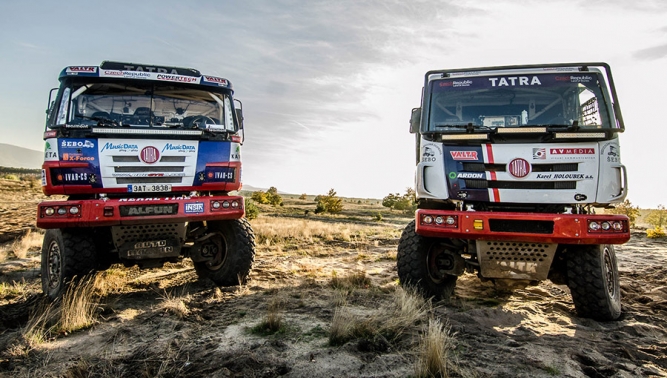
[606,199,640,228]
[315,189,343,214]
[244,199,259,220]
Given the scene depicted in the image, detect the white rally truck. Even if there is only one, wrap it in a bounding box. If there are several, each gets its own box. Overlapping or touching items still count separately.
[38,61,254,299]
[398,63,629,320]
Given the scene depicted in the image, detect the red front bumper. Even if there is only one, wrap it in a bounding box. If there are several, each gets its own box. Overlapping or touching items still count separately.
[414,209,630,244]
[37,195,245,229]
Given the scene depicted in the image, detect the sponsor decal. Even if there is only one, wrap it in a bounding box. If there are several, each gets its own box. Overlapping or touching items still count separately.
[203,76,229,86]
[44,140,58,161]
[62,153,95,162]
[214,171,234,180]
[535,173,593,180]
[549,148,595,155]
[532,148,546,160]
[119,204,179,217]
[574,194,587,201]
[422,144,441,163]
[103,70,123,76]
[230,145,241,160]
[488,76,542,87]
[161,143,196,153]
[450,151,478,161]
[156,74,198,83]
[60,140,95,148]
[140,146,160,164]
[508,158,530,178]
[101,142,139,152]
[184,202,205,214]
[67,66,97,73]
[453,80,472,87]
[556,75,593,83]
[119,196,192,202]
[44,130,57,138]
[121,65,179,74]
[601,142,620,163]
[41,169,47,186]
[62,172,89,182]
[457,172,484,179]
[123,71,151,79]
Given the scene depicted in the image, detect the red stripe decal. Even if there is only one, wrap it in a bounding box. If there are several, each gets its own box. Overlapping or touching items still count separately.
[490,171,497,181]
[493,188,500,202]
[485,144,494,164]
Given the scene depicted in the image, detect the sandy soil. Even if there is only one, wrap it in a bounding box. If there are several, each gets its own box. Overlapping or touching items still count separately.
[0,179,665,377]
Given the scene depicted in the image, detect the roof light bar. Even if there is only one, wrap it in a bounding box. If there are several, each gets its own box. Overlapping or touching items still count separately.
[554,132,606,139]
[441,134,488,141]
[92,128,203,136]
[497,127,546,134]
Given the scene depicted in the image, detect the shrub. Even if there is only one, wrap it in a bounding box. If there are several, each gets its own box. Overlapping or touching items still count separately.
[382,188,417,212]
[251,191,269,204]
[299,193,307,200]
[244,199,259,220]
[606,199,640,228]
[647,226,666,238]
[646,205,667,230]
[315,189,343,214]
[266,186,283,206]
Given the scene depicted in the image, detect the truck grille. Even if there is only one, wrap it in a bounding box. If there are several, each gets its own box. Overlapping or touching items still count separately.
[462,162,578,172]
[464,180,576,190]
[116,177,183,184]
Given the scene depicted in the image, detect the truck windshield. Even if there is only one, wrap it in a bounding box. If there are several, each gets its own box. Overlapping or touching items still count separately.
[427,72,612,132]
[54,81,235,131]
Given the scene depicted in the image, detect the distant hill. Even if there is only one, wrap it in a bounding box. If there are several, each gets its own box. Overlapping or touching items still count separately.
[0,143,42,169]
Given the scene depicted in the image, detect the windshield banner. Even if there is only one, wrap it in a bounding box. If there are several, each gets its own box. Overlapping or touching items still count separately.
[432,73,599,92]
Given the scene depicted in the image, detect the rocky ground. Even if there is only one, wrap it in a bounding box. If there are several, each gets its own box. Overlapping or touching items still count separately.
[0,178,665,377]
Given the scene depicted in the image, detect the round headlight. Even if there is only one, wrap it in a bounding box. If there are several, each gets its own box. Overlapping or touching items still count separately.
[69,206,79,215]
[601,222,610,230]
[423,215,433,224]
[212,201,221,209]
[57,207,67,215]
[435,216,443,224]
[45,207,55,216]
[446,216,456,225]
[589,221,601,231]
[222,201,230,208]
[231,201,239,208]
[612,222,623,231]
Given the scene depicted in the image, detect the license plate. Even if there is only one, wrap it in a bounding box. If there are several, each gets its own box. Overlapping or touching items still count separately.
[127,184,172,193]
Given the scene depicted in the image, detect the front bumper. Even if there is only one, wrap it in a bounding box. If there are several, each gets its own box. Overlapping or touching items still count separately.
[414,209,630,244]
[37,195,245,229]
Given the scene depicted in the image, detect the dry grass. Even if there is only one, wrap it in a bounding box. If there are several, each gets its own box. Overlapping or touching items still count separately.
[415,318,455,378]
[251,296,285,335]
[159,289,191,319]
[381,286,431,340]
[330,270,371,290]
[329,306,354,345]
[251,217,379,245]
[59,276,99,333]
[9,229,43,259]
[93,267,129,296]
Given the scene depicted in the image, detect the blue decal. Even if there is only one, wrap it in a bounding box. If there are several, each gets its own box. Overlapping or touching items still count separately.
[193,141,231,186]
[56,138,102,188]
[443,145,488,202]
[185,202,205,214]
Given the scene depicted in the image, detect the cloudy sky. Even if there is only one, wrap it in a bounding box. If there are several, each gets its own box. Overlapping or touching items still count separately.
[0,0,665,207]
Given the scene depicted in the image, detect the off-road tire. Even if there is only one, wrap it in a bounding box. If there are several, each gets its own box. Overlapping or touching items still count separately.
[41,229,98,300]
[194,218,255,286]
[566,244,621,321]
[397,220,457,299]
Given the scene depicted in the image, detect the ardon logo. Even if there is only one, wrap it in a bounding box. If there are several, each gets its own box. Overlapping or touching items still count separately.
[141,146,160,164]
[508,158,530,178]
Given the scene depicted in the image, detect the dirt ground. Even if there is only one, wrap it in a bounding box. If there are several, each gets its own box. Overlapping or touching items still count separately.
[0,178,665,377]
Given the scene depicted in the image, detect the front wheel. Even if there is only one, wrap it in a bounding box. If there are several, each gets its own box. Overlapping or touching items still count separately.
[397,220,458,300]
[41,229,98,300]
[566,244,621,320]
[193,219,256,286]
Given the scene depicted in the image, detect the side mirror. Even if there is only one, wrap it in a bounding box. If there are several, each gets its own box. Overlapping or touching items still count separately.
[235,108,244,130]
[410,108,421,134]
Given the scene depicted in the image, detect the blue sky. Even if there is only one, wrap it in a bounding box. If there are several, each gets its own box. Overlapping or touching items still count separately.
[1,0,666,207]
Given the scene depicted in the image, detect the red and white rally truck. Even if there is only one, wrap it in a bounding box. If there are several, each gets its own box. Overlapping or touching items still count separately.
[398,63,629,320]
[38,61,254,299]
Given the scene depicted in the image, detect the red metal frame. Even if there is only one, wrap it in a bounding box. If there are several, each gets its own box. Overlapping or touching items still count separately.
[37,195,244,229]
[41,161,242,196]
[415,209,630,244]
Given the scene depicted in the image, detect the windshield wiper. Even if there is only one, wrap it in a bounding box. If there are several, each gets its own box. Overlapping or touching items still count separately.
[76,115,122,127]
[434,123,492,132]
